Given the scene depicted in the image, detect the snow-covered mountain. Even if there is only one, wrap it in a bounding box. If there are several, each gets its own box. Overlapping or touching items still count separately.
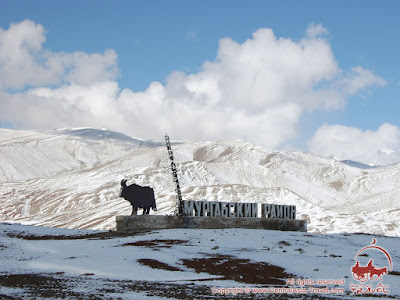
[0,128,399,236]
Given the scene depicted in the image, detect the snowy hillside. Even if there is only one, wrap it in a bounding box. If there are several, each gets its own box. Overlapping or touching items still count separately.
[0,128,399,236]
[0,128,160,181]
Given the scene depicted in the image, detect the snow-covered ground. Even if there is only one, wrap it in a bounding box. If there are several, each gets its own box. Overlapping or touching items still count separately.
[0,128,399,236]
[1,222,399,299]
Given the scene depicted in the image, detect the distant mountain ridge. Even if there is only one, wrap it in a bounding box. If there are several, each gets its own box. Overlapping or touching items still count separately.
[340,160,377,169]
[0,128,399,236]
[335,147,400,168]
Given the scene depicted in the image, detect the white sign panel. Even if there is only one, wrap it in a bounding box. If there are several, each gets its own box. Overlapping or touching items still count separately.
[182,201,296,220]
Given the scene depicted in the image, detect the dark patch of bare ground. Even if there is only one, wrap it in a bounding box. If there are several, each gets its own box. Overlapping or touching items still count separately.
[4,230,143,241]
[0,273,347,300]
[120,239,189,248]
[138,259,183,272]
[138,253,293,284]
[181,254,290,285]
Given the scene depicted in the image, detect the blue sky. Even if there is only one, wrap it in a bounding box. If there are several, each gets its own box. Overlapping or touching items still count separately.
[1,1,400,164]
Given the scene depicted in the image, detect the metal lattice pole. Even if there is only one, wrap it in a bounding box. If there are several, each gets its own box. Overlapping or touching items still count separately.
[165,134,183,215]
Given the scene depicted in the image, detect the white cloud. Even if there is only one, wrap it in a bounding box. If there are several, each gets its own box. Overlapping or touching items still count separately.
[0,20,118,90]
[0,82,121,129]
[0,20,387,148]
[309,123,400,165]
[306,23,329,38]
[338,66,387,95]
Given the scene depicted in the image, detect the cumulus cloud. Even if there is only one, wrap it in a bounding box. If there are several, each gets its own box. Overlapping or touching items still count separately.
[0,81,123,130]
[0,20,118,90]
[0,20,387,148]
[309,123,400,165]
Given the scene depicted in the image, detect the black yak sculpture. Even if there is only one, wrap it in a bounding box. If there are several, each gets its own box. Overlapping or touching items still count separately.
[119,179,157,215]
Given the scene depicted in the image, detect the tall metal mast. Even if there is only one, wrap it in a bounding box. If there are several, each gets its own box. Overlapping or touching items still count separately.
[164,134,183,215]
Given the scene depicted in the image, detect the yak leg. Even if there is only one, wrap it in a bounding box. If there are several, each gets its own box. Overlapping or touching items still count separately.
[143,207,150,215]
[131,205,138,216]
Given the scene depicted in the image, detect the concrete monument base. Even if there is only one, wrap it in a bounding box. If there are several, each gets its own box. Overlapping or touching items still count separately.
[116,215,307,232]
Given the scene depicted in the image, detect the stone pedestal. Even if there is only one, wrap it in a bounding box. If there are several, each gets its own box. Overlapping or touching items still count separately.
[116,215,307,232]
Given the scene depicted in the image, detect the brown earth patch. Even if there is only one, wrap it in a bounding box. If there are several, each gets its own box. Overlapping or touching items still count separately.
[0,273,92,299]
[260,153,278,165]
[329,254,342,258]
[5,230,141,241]
[137,259,182,272]
[329,181,343,191]
[278,241,291,246]
[120,239,189,248]
[181,254,291,284]
[193,147,209,161]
